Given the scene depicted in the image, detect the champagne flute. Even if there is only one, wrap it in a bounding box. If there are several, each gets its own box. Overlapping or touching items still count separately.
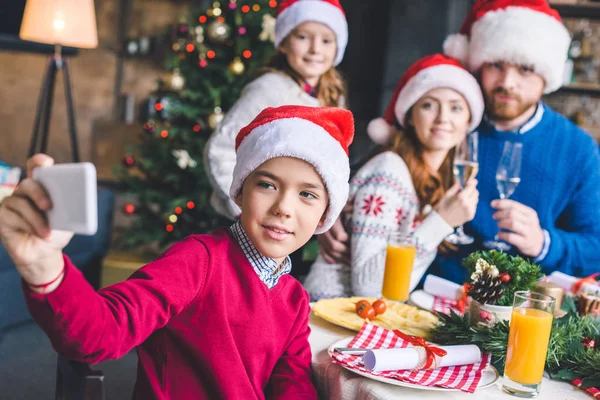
[484,141,523,251]
[446,131,478,245]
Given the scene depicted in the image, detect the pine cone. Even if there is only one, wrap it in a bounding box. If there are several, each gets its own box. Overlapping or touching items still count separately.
[470,272,504,305]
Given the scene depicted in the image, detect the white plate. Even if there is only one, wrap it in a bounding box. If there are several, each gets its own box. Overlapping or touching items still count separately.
[327,337,499,392]
[408,290,435,312]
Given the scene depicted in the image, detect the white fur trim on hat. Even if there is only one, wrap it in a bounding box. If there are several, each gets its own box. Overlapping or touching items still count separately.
[443,33,470,66]
[230,118,350,234]
[395,64,484,132]
[367,117,395,145]
[468,7,571,94]
[275,0,348,66]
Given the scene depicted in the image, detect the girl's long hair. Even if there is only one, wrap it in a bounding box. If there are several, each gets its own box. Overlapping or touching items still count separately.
[258,51,347,108]
[387,112,458,252]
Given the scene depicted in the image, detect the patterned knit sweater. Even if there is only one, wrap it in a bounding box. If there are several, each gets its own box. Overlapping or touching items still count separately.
[204,72,320,220]
[303,151,453,300]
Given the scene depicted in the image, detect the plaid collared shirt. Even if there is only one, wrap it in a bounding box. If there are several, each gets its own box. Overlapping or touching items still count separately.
[229,221,292,289]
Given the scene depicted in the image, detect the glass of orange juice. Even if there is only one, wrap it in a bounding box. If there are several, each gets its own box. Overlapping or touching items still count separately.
[381,232,417,302]
[502,291,555,398]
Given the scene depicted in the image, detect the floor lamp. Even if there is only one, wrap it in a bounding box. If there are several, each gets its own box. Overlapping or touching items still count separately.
[19,0,98,162]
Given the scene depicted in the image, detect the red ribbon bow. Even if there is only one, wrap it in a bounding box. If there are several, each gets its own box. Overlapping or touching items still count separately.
[393,329,448,369]
[572,273,599,294]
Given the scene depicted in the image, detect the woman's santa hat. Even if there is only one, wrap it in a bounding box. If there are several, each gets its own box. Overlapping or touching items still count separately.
[275,0,348,66]
[443,0,571,94]
[367,54,484,145]
[231,105,354,234]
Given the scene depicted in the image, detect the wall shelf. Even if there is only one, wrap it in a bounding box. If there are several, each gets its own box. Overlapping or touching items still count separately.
[551,2,600,19]
[558,82,600,95]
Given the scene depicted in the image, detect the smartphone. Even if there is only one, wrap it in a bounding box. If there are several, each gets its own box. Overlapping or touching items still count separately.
[32,162,98,235]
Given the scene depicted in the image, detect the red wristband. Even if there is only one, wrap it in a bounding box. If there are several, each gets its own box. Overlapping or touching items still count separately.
[28,264,66,294]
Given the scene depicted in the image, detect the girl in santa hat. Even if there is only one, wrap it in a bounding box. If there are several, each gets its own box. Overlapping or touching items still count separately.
[304,54,484,300]
[205,0,348,221]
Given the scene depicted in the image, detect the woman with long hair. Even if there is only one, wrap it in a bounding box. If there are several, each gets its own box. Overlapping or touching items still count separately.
[304,54,484,300]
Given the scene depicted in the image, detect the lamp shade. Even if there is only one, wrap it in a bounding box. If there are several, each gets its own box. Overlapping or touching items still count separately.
[19,0,98,49]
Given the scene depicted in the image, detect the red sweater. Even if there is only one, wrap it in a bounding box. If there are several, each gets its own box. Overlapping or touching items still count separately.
[24,230,317,400]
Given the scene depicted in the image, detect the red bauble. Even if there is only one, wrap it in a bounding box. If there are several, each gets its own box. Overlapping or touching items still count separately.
[499,273,511,283]
[123,155,135,167]
[123,203,136,215]
[582,337,596,349]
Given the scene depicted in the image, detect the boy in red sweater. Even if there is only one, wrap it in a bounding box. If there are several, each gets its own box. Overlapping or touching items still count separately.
[0,105,354,399]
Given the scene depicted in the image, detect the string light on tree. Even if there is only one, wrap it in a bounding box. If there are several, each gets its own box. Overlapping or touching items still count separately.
[195,26,205,43]
[169,214,178,223]
[175,206,183,215]
[160,129,169,138]
[242,5,250,12]
[123,203,136,215]
[199,15,208,23]
[212,2,223,16]
[187,201,196,210]
[166,224,174,232]
[208,106,225,129]
[238,26,247,35]
[242,49,252,59]
[193,124,201,133]
[207,50,216,59]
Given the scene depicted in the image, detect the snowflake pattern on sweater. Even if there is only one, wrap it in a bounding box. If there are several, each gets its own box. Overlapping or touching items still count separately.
[303,151,453,300]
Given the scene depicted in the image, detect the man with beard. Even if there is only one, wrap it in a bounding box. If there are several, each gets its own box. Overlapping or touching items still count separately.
[431,0,600,283]
[316,0,600,284]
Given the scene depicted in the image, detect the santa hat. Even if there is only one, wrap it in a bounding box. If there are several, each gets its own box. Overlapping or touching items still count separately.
[367,54,484,145]
[275,0,348,66]
[443,0,571,94]
[230,105,354,234]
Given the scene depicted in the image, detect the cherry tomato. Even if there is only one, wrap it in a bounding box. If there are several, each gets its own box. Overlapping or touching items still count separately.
[358,304,376,320]
[355,300,371,313]
[372,299,387,315]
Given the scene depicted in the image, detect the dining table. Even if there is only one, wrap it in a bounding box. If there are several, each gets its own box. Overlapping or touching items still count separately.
[307,308,591,400]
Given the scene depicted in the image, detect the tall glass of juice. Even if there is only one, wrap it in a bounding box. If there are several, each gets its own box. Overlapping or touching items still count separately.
[381,232,417,302]
[502,291,555,398]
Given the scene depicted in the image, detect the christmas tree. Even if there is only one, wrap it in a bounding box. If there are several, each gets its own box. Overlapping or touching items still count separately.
[117,0,278,249]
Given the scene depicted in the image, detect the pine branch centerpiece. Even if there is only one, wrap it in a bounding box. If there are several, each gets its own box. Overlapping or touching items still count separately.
[430,250,600,390]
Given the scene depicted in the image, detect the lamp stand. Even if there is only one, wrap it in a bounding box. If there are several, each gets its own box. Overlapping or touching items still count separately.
[28,44,80,162]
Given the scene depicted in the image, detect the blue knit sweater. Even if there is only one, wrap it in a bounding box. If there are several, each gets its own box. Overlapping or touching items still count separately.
[430,105,600,284]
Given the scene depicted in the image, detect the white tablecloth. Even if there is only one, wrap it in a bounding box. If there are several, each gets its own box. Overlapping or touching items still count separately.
[308,311,589,400]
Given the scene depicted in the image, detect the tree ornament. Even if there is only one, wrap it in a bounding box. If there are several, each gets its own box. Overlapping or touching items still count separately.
[169,69,185,91]
[207,20,231,44]
[582,337,596,349]
[172,149,198,170]
[499,273,511,283]
[208,106,225,129]
[143,122,155,134]
[469,270,504,305]
[194,26,205,44]
[228,57,245,75]
[123,203,136,215]
[122,155,136,168]
[259,14,276,42]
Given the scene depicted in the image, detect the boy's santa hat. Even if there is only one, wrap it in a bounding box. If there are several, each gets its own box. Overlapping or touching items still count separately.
[231,105,354,234]
[443,0,571,94]
[275,0,348,66]
[367,54,484,145]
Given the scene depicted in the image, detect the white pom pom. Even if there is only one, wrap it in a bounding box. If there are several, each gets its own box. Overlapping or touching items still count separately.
[443,34,470,66]
[367,118,394,145]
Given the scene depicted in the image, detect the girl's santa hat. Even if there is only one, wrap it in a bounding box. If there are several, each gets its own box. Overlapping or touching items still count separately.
[443,0,571,94]
[275,0,348,66]
[231,105,354,234]
[367,54,484,145]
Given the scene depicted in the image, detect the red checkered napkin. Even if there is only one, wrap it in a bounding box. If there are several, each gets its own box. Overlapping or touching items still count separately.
[572,379,600,399]
[331,322,491,393]
[432,296,463,316]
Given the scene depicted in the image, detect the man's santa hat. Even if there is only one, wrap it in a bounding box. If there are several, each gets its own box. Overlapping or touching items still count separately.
[275,0,348,66]
[231,105,354,234]
[367,54,484,145]
[443,0,571,94]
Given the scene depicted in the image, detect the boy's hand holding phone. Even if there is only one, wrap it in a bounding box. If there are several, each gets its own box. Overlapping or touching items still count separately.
[0,155,73,292]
